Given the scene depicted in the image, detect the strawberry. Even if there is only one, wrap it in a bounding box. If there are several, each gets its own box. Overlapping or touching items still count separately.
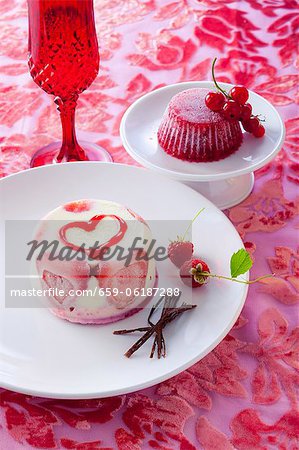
[42,270,74,303]
[108,260,147,308]
[99,254,149,309]
[168,240,194,268]
[167,208,205,268]
[180,259,210,288]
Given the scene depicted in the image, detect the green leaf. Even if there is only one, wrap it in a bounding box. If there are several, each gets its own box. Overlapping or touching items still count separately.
[230,249,253,278]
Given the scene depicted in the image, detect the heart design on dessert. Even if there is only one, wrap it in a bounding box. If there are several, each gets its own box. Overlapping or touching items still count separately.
[59,214,128,259]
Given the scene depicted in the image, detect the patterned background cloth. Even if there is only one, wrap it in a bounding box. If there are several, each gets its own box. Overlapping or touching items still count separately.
[0,0,298,448]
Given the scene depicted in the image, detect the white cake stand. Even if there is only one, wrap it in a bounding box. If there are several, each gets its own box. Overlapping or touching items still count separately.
[120,81,285,210]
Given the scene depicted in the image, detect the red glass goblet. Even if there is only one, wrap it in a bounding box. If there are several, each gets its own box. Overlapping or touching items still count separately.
[27,0,112,167]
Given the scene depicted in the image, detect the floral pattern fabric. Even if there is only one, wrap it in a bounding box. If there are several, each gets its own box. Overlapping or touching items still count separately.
[0,0,298,448]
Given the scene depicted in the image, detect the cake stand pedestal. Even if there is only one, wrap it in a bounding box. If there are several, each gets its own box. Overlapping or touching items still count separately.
[120,81,285,211]
[184,173,254,210]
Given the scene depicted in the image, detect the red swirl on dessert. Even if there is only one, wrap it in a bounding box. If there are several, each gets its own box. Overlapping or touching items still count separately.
[34,199,156,324]
[157,88,243,162]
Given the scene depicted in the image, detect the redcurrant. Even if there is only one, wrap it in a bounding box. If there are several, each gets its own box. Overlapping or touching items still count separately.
[242,117,260,133]
[229,86,249,104]
[205,91,226,112]
[252,124,265,138]
[222,100,241,121]
[240,103,252,121]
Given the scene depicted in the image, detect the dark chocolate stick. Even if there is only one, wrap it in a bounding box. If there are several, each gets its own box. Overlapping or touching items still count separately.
[113,326,150,335]
[113,294,196,359]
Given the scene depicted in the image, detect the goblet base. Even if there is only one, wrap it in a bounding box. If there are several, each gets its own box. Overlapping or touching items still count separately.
[30,141,113,168]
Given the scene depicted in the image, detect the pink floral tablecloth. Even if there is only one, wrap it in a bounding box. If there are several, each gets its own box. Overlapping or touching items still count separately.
[0,0,298,449]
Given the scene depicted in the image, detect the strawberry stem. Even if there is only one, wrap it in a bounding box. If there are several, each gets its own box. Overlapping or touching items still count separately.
[199,271,274,285]
[211,58,229,98]
[182,208,205,241]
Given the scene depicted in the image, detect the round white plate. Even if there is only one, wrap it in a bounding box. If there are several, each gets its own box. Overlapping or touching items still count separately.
[120,81,285,182]
[0,163,248,399]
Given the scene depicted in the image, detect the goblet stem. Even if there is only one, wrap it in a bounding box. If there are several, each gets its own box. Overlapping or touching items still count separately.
[54,95,87,162]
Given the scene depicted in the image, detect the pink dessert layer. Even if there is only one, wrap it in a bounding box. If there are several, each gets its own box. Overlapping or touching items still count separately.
[157,88,243,162]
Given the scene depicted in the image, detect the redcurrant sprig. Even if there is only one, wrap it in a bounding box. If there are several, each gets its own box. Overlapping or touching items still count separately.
[205,58,265,138]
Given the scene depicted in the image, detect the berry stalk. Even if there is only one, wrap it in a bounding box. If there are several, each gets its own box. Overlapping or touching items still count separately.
[182,207,205,241]
[211,58,228,98]
[197,271,274,285]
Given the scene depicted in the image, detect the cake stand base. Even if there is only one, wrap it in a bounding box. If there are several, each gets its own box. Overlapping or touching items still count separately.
[184,173,254,210]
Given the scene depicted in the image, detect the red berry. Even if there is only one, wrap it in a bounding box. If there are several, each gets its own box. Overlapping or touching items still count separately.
[240,103,252,121]
[252,124,265,138]
[229,86,249,105]
[242,120,251,132]
[242,117,260,133]
[180,258,210,288]
[222,100,241,121]
[168,241,194,268]
[205,91,226,112]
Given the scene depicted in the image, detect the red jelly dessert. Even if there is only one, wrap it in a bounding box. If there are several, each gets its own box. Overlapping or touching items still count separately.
[158,88,243,162]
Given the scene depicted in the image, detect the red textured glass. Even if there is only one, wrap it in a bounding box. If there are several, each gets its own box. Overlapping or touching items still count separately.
[27,0,112,167]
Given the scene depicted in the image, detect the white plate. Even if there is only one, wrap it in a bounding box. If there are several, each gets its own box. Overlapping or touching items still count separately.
[0,163,248,399]
[120,81,285,182]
